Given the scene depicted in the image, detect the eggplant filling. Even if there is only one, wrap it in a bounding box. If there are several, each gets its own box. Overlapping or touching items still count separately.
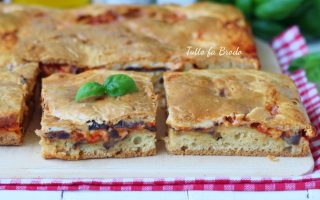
[40,63,86,77]
[87,120,156,132]
[44,120,156,149]
[40,63,168,77]
[172,125,307,146]
[124,66,167,72]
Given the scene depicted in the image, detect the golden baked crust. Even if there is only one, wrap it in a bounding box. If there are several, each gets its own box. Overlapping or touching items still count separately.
[16,23,185,71]
[41,69,157,125]
[10,2,258,72]
[0,62,39,145]
[168,3,245,24]
[0,4,64,65]
[68,3,246,26]
[123,17,257,70]
[163,69,315,139]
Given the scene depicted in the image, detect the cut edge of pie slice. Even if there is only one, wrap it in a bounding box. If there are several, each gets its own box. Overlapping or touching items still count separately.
[0,62,39,145]
[163,69,316,157]
[36,69,158,160]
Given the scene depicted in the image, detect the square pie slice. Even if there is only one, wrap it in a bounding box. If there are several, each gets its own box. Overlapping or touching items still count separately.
[163,69,316,157]
[14,2,258,77]
[0,62,39,145]
[0,4,64,66]
[11,3,258,108]
[36,69,158,160]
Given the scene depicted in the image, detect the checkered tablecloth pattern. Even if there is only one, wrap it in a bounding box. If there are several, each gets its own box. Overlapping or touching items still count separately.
[1,26,320,191]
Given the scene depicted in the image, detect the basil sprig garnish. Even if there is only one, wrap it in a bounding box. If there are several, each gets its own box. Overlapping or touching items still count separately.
[75,74,138,102]
[104,74,138,97]
[75,81,105,102]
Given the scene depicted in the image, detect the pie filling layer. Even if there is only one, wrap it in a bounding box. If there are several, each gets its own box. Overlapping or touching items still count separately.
[170,124,307,146]
[40,63,168,76]
[166,127,309,156]
[39,131,156,160]
[41,120,156,150]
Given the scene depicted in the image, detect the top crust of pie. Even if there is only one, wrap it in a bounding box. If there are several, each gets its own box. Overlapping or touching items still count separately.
[1,2,258,71]
[41,70,157,125]
[67,3,246,25]
[163,69,315,138]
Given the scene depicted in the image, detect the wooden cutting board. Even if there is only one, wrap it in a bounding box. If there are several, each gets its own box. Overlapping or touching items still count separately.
[0,40,314,178]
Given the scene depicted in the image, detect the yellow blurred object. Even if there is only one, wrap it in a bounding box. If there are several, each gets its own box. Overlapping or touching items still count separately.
[12,0,91,8]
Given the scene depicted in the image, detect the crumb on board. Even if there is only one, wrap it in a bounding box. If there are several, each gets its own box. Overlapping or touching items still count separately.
[267,155,279,162]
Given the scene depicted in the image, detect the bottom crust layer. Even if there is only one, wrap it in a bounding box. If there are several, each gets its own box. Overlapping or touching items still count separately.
[0,131,23,145]
[40,132,157,160]
[165,127,310,157]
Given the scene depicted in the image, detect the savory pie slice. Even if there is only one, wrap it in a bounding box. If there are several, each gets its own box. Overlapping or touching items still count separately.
[36,69,158,160]
[163,69,316,157]
[13,2,258,77]
[0,3,65,65]
[0,62,39,145]
[15,22,184,76]
[4,3,258,110]
[71,2,258,70]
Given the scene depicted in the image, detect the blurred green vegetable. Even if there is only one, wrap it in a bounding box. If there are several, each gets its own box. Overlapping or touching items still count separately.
[252,19,284,41]
[203,0,320,41]
[298,7,320,40]
[254,0,303,20]
[288,53,320,89]
[235,0,253,18]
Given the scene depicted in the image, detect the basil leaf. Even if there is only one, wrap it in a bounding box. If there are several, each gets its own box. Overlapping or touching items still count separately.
[104,74,138,97]
[75,81,105,102]
[288,53,320,89]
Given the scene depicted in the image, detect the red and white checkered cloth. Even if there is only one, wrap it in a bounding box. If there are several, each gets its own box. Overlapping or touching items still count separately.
[1,26,320,191]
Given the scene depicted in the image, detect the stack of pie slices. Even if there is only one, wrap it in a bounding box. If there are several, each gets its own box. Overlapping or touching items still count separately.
[0,2,315,160]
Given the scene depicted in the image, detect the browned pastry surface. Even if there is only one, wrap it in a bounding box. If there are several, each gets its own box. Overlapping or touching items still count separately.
[41,70,157,125]
[164,69,315,139]
[0,3,68,67]
[2,2,258,72]
[68,3,246,26]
